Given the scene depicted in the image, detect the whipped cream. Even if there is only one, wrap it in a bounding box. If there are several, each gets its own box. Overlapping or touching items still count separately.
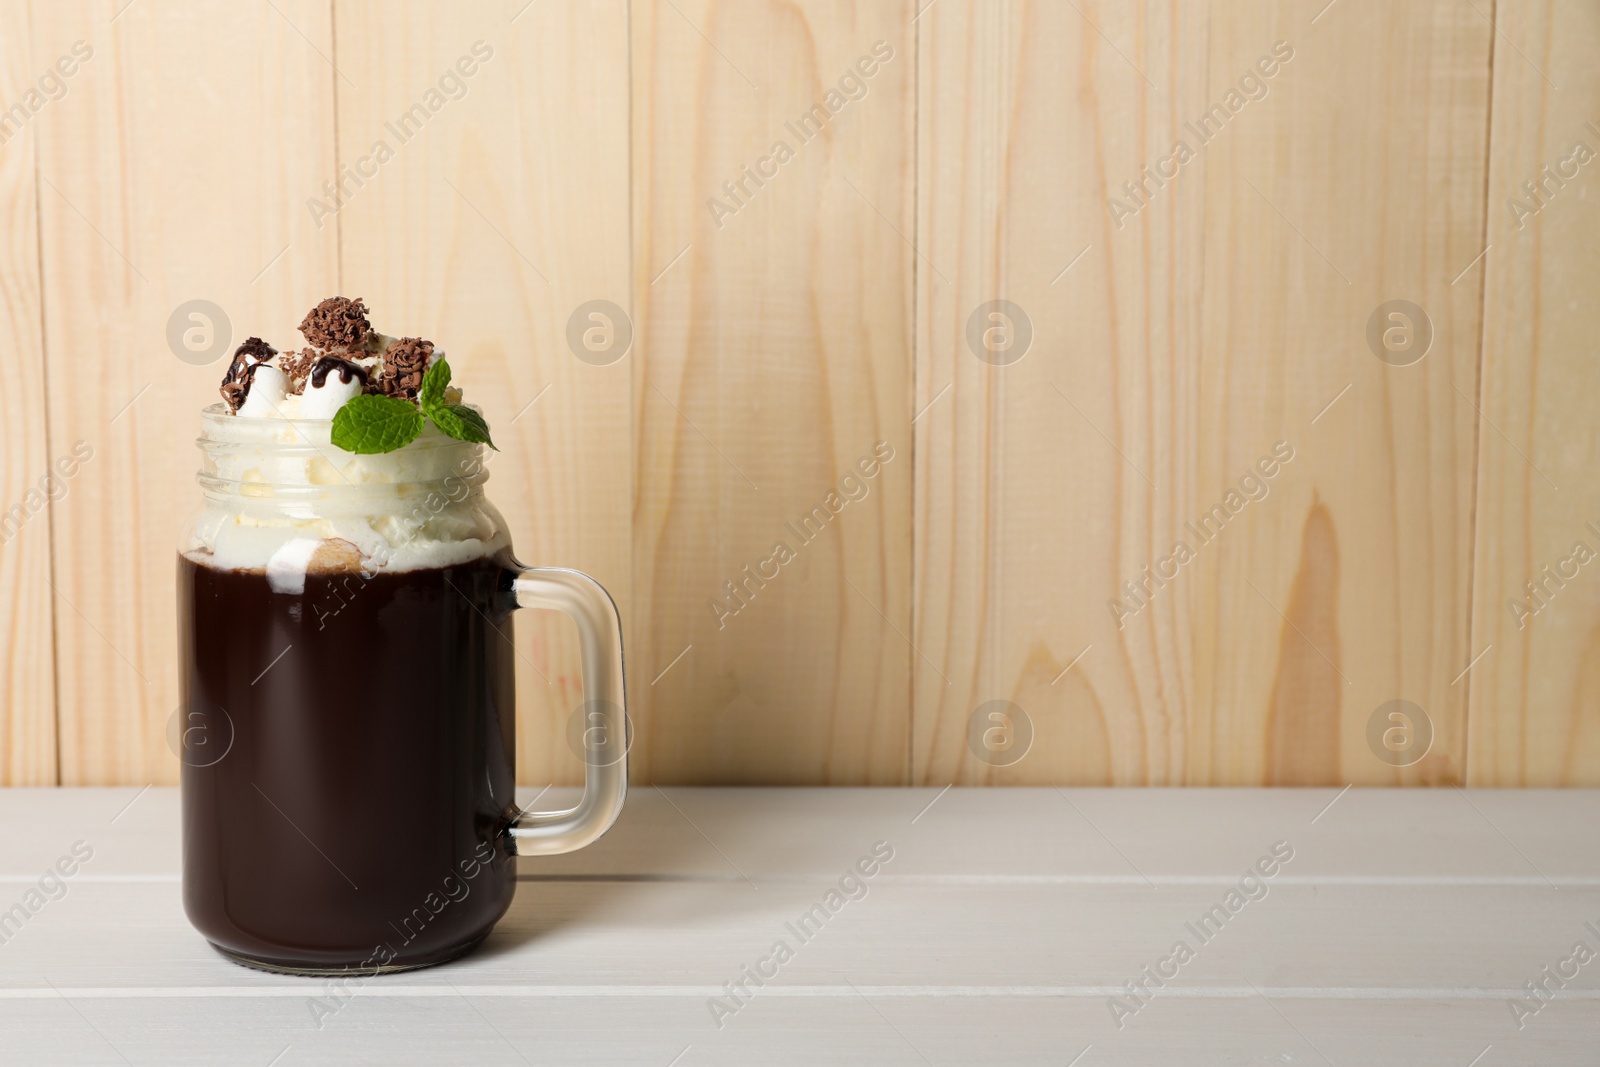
[186,406,506,586]
[199,297,500,585]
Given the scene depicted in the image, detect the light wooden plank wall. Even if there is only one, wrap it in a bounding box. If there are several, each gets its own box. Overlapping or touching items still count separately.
[30,0,340,786]
[0,0,1592,787]
[1470,0,1600,785]
[915,0,1492,786]
[0,3,57,785]
[630,0,913,784]
[333,0,633,787]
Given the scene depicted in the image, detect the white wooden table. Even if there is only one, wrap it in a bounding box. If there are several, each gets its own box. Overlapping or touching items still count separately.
[0,787,1596,1065]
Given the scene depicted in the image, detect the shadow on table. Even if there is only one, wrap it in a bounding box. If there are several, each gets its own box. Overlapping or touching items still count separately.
[472,788,787,957]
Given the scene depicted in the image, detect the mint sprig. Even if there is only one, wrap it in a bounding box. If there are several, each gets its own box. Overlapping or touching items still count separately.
[421,359,496,450]
[430,402,495,447]
[330,394,425,454]
[418,354,450,409]
[329,356,498,454]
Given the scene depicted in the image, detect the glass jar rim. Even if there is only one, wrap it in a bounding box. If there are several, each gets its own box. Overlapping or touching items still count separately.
[195,403,488,501]
[197,402,477,446]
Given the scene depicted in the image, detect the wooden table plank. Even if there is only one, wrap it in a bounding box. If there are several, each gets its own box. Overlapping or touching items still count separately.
[3,995,1593,1067]
[8,786,1598,880]
[5,879,1598,990]
[0,789,1595,1064]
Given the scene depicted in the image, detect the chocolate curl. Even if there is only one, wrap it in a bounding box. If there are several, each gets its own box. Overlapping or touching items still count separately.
[375,337,434,400]
[298,296,372,351]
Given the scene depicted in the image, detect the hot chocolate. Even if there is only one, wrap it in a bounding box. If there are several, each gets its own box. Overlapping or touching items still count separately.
[179,296,627,975]
[179,552,520,973]
[182,297,514,973]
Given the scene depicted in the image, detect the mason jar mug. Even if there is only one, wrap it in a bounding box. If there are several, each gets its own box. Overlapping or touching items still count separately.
[177,407,626,975]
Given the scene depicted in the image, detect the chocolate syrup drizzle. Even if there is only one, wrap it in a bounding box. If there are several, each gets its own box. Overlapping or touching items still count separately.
[220,337,277,413]
[310,355,369,389]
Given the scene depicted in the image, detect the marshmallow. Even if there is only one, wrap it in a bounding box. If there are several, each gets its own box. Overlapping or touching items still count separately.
[236,365,290,418]
[298,367,364,419]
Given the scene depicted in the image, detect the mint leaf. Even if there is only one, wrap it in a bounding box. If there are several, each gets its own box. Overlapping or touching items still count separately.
[417,357,497,450]
[331,394,426,454]
[430,403,497,450]
[419,357,450,410]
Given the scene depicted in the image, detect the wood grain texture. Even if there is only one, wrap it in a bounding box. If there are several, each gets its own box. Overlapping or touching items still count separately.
[1469,0,1600,785]
[1192,0,1491,788]
[914,2,1492,786]
[913,0,1212,787]
[34,0,339,784]
[332,0,632,787]
[630,0,914,783]
[0,5,58,785]
[2,1,1592,787]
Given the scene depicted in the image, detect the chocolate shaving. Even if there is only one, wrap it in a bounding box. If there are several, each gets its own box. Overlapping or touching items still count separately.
[297,296,372,351]
[278,348,319,393]
[220,337,277,413]
[374,337,434,400]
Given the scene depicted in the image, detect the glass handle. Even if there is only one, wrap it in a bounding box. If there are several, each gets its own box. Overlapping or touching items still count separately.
[506,567,627,855]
